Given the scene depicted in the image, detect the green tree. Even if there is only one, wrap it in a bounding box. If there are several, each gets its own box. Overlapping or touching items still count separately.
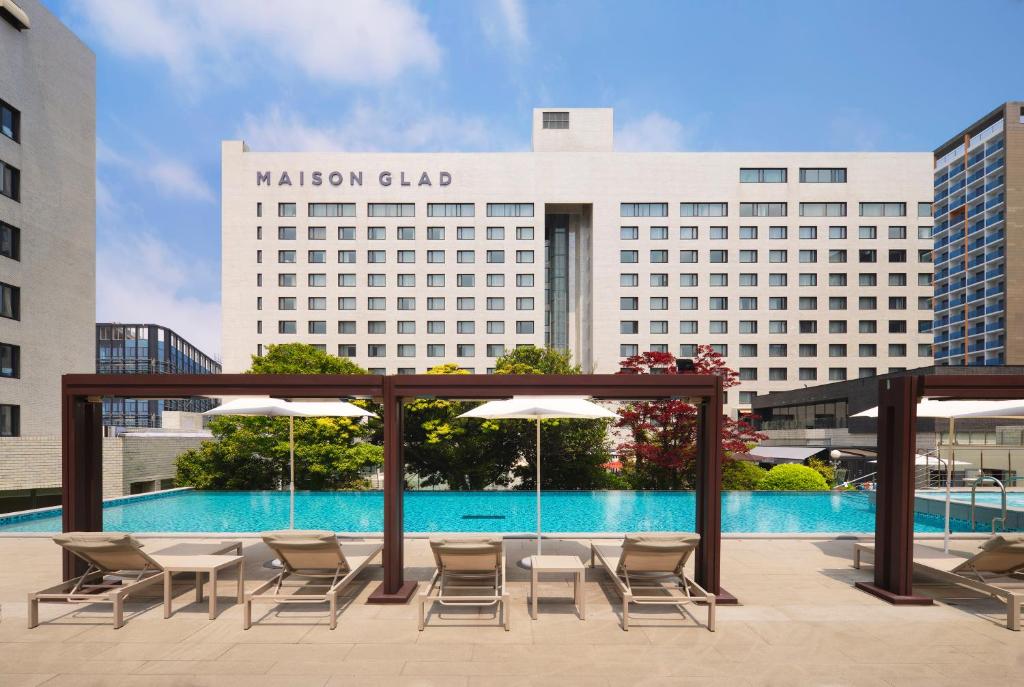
[721,460,768,490]
[175,344,381,490]
[756,464,829,491]
[805,457,836,487]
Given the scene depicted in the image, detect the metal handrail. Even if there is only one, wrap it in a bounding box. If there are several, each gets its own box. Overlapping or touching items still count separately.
[839,471,877,489]
[969,475,1007,533]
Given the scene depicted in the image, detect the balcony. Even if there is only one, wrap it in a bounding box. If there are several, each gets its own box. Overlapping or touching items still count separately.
[986,212,1004,227]
[985,158,1004,174]
[985,321,1004,333]
[985,303,1004,315]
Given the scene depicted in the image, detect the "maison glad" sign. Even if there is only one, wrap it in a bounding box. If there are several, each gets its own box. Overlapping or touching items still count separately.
[257,170,452,188]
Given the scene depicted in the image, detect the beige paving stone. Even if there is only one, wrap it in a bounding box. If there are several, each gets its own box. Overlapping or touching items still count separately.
[266,658,404,676]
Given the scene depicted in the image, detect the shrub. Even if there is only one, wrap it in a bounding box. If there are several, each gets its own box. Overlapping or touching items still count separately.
[756,464,829,491]
[805,457,836,487]
[722,460,767,490]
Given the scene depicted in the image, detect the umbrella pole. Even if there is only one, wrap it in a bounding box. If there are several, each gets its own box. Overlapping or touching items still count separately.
[944,418,954,553]
[289,416,295,530]
[536,418,542,557]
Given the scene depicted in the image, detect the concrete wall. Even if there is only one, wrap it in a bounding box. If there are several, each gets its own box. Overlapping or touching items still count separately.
[0,0,96,435]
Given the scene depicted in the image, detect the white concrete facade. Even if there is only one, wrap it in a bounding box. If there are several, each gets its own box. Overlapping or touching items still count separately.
[0,0,96,438]
[222,108,934,415]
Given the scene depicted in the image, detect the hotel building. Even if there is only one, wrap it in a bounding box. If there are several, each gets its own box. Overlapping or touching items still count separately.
[931,102,1024,366]
[222,108,935,415]
[0,0,95,438]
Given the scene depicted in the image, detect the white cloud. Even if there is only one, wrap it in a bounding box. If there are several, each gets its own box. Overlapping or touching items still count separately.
[98,138,214,203]
[71,0,441,87]
[616,112,689,152]
[97,231,222,358]
[480,0,529,55]
[238,103,511,153]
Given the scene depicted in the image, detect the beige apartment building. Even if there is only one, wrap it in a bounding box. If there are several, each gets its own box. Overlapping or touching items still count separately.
[222,108,935,415]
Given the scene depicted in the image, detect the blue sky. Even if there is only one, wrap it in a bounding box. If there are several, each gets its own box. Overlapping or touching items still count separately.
[46,0,1024,358]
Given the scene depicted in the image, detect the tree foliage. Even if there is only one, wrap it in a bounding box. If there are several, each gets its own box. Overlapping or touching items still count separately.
[721,460,768,490]
[614,346,766,490]
[756,464,829,491]
[402,348,616,490]
[175,344,381,490]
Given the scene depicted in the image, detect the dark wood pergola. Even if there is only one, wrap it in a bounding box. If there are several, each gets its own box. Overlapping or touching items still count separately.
[61,372,732,603]
[860,373,1024,604]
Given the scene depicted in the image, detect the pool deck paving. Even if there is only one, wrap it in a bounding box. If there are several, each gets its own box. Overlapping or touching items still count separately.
[0,536,1021,686]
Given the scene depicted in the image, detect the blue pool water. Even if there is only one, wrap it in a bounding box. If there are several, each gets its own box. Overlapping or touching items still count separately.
[0,489,975,534]
[948,492,1024,508]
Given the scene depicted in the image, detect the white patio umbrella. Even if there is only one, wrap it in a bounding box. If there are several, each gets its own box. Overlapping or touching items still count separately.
[459,396,617,567]
[853,398,1023,552]
[204,397,376,528]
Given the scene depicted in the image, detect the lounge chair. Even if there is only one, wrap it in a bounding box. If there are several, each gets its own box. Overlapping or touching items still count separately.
[418,536,509,631]
[591,533,715,631]
[244,530,382,630]
[854,535,1024,630]
[28,532,242,629]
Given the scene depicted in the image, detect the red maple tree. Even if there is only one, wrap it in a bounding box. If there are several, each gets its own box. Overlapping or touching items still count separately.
[615,346,765,489]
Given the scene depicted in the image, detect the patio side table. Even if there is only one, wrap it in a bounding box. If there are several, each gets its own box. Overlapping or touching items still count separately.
[530,555,586,620]
[154,554,245,620]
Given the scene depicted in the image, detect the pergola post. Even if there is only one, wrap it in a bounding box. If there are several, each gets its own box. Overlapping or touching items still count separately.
[855,376,932,604]
[695,375,734,603]
[368,376,417,603]
[61,392,103,579]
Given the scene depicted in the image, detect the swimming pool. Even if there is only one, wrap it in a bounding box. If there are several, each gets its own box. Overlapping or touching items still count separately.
[0,489,976,534]
[948,491,1024,508]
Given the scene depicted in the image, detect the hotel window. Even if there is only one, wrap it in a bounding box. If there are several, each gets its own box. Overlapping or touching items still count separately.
[278,273,296,287]
[0,342,19,378]
[620,250,638,263]
[366,227,385,240]
[889,273,907,287]
[620,297,638,311]
[858,226,877,239]
[798,321,817,334]
[487,203,533,217]
[679,344,698,357]
[542,111,569,129]
[769,368,787,381]
[709,250,727,263]
[829,273,848,286]
[739,226,758,239]
[427,297,446,310]
[829,249,847,263]
[456,344,475,357]
[278,203,296,217]
[739,250,757,263]
[769,250,787,263]
[889,320,907,334]
[739,368,757,380]
[0,404,19,437]
[739,297,757,310]
[278,320,297,334]
[859,320,877,334]
[487,297,505,310]
[889,343,907,357]
[828,226,847,239]
[516,250,534,263]
[456,274,474,287]
[740,168,787,183]
[680,226,698,239]
[710,227,728,240]
[486,274,504,287]
[917,296,931,310]
[798,250,817,263]
[859,273,877,286]
[337,227,356,240]
[338,297,356,310]
[650,249,668,263]
[649,297,668,310]
[513,321,534,335]
[367,297,386,310]
[367,250,386,263]
[338,274,356,287]
[799,168,846,183]
[428,203,474,217]
[457,297,475,310]
[308,250,326,263]
[621,344,639,357]
[621,321,639,334]
[680,321,698,334]
[769,320,787,333]
[769,296,788,310]
[278,226,296,240]
[621,203,668,217]
[339,321,357,334]
[769,343,787,357]
[369,344,387,357]
[486,250,505,263]
[516,274,534,288]
[828,368,847,381]
[256,202,262,218]
[307,226,326,240]
[338,344,357,357]
[453,321,473,334]
[710,273,728,287]
[650,321,668,334]
[859,249,877,263]
[888,249,907,263]
[829,297,847,310]
[648,226,668,240]
[679,202,727,217]
[769,273,787,286]
[486,344,505,357]
[309,203,355,217]
[739,274,757,286]
[422,226,443,241]
[859,202,906,217]
[799,273,817,286]
[487,321,505,335]
[426,250,444,263]
[0,100,19,142]
[621,273,639,287]
[650,273,669,287]
[428,321,446,334]
[487,226,505,240]
[679,273,697,287]
[888,226,907,239]
[308,321,327,334]
[918,202,932,218]
[516,226,534,240]
[739,320,757,334]
[277,250,296,263]
[709,297,728,310]
[769,226,787,239]
[918,249,931,263]
[338,250,356,264]
[457,250,475,264]
[740,202,786,217]
[1,221,20,260]
[799,368,817,381]
[859,344,877,357]
[917,226,932,239]
[367,274,386,287]
[799,296,817,310]
[278,297,297,310]
[829,343,847,357]
[397,344,416,357]
[679,297,698,310]
[859,296,878,310]
[368,203,415,217]
[799,226,817,239]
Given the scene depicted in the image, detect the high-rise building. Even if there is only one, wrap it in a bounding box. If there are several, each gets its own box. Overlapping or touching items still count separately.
[0,0,96,438]
[221,108,935,416]
[96,323,221,428]
[931,101,1024,365]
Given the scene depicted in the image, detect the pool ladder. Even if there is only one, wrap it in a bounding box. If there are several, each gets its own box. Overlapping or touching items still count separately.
[969,476,1007,533]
